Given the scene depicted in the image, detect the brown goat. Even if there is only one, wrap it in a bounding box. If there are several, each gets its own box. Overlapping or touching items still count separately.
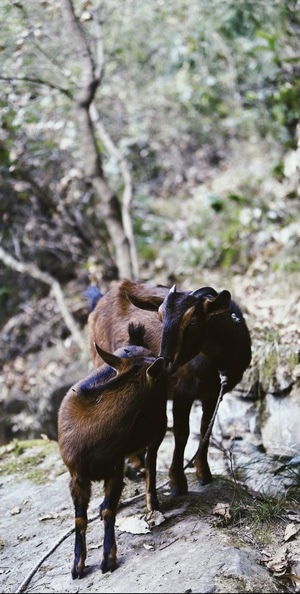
[58,323,167,578]
[85,278,251,496]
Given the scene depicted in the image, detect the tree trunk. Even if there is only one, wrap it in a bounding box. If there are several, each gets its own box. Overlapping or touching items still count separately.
[60,0,137,280]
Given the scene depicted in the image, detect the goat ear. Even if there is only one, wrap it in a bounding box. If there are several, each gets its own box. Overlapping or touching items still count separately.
[203,290,231,317]
[191,286,218,298]
[126,292,164,312]
[93,342,123,371]
[146,357,166,382]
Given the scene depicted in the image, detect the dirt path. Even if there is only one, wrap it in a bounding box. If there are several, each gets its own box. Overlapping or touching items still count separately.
[1,440,297,594]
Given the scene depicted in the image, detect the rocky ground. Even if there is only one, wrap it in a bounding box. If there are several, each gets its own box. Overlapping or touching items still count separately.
[0,427,299,594]
[1,268,300,594]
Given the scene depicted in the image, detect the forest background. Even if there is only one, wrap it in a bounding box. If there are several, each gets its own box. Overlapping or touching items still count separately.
[0,0,299,446]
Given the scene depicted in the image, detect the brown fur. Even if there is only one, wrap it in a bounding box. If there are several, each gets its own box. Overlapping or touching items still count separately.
[86,279,251,496]
[58,327,168,577]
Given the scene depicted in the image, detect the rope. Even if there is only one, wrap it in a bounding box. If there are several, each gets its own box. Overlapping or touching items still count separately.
[15,528,75,593]
[183,371,228,470]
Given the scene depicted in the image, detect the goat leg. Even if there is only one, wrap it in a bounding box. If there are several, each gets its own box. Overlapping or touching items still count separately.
[194,393,216,485]
[145,425,166,510]
[168,395,193,496]
[70,475,91,579]
[100,464,124,573]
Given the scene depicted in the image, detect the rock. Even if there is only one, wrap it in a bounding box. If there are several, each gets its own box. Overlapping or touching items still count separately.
[260,386,300,456]
[0,343,89,443]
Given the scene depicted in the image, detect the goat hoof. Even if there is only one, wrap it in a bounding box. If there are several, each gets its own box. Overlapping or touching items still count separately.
[146,494,160,510]
[197,474,213,486]
[169,481,188,496]
[71,565,84,580]
[101,558,117,573]
[170,486,188,497]
[169,474,188,497]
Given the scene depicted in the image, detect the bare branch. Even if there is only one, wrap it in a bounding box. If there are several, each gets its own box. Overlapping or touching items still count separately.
[90,105,139,278]
[0,75,72,98]
[87,5,138,276]
[60,0,135,279]
[0,246,86,354]
[90,2,105,84]
[12,167,59,213]
[60,0,98,107]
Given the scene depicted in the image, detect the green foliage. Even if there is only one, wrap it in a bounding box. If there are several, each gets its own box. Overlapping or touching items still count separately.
[137,242,158,263]
[0,0,299,294]
[246,495,286,526]
[10,439,25,457]
[231,491,298,547]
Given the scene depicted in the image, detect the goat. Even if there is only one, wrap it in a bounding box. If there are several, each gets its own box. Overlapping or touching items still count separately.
[58,323,167,578]
[85,278,251,497]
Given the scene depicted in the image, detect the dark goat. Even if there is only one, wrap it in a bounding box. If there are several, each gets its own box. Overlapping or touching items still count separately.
[129,283,251,386]
[58,323,167,578]
[85,278,251,496]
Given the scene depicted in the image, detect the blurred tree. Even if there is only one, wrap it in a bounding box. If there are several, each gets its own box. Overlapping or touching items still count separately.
[60,0,138,280]
[0,0,299,330]
[0,0,138,309]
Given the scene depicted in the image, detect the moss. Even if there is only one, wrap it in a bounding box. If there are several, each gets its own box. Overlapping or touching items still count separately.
[0,438,56,458]
[0,438,62,484]
[251,526,273,546]
[215,576,248,593]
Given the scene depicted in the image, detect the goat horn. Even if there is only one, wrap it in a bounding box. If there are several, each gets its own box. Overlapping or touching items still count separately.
[170,284,177,293]
[93,342,123,371]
